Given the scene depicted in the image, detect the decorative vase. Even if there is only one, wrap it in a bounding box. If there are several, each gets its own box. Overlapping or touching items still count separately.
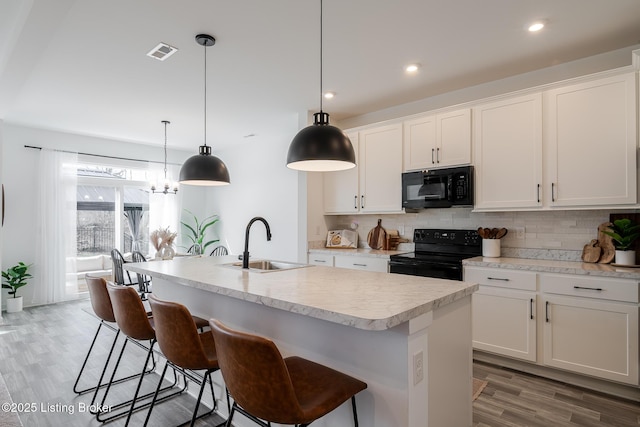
[191,243,203,256]
[6,296,23,313]
[614,250,635,266]
[482,239,501,258]
[157,244,176,260]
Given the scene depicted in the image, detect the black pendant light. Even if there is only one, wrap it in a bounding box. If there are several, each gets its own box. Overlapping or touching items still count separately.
[152,120,178,194]
[179,34,230,186]
[286,0,356,172]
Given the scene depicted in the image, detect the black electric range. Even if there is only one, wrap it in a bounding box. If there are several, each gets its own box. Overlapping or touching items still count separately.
[389,228,481,280]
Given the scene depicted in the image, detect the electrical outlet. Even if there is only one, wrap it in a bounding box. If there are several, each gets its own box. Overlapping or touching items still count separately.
[398,224,405,236]
[413,351,424,385]
[514,227,525,240]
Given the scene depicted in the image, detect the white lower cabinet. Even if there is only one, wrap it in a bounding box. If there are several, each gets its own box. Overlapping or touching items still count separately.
[334,255,389,273]
[465,267,537,362]
[307,253,334,266]
[466,266,640,386]
[541,274,639,385]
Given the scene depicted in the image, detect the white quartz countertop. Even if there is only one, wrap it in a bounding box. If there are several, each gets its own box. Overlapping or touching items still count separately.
[125,256,477,331]
[308,247,410,258]
[464,256,640,280]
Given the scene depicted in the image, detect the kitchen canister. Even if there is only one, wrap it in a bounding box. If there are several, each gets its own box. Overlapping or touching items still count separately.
[482,239,501,258]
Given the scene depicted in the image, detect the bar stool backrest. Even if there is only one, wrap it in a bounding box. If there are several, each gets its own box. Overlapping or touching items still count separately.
[106,283,155,341]
[210,319,304,423]
[85,275,116,323]
[148,295,213,370]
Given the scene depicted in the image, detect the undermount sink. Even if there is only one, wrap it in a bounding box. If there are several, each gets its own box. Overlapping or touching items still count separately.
[223,260,309,273]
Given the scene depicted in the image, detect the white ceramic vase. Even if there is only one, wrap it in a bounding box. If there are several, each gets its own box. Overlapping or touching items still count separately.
[6,296,23,313]
[614,250,635,266]
[482,239,501,258]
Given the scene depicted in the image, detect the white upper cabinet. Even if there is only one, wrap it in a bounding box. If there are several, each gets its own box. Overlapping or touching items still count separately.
[543,72,637,207]
[323,125,403,214]
[473,93,543,210]
[403,108,471,171]
[323,132,360,214]
[474,71,638,211]
[359,123,403,213]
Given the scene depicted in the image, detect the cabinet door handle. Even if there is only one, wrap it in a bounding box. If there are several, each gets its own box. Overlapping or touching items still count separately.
[313,259,326,263]
[436,147,440,163]
[487,277,510,281]
[354,195,358,210]
[573,285,603,291]
[431,148,435,164]
[551,183,556,202]
[537,184,540,203]
[361,195,365,209]
[545,301,550,323]
[353,263,368,267]
[530,298,534,320]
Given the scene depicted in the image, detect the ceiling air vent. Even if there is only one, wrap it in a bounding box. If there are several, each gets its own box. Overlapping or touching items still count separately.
[146,42,178,61]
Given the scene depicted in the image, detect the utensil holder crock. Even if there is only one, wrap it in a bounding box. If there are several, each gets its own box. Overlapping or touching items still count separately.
[482,239,501,258]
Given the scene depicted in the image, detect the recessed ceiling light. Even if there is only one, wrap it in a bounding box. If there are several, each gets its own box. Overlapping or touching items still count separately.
[528,21,545,32]
[404,63,420,74]
[324,91,335,99]
[146,42,179,61]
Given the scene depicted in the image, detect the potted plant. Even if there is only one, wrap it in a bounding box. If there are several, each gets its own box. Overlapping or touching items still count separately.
[181,210,220,255]
[2,262,32,313]
[602,218,640,265]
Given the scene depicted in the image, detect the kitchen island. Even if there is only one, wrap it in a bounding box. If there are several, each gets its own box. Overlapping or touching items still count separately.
[125,255,478,427]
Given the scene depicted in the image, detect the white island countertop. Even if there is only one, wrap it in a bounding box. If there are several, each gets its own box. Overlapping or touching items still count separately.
[125,255,478,331]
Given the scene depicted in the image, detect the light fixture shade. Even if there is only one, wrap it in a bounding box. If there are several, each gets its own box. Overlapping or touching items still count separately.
[287,112,356,172]
[179,145,230,186]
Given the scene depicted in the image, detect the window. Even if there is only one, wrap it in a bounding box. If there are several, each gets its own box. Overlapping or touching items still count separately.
[76,163,150,256]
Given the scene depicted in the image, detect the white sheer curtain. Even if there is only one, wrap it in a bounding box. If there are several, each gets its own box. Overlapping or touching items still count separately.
[34,149,78,304]
[148,163,181,254]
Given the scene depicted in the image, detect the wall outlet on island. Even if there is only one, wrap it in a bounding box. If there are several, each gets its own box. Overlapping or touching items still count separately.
[413,350,424,385]
[514,227,525,240]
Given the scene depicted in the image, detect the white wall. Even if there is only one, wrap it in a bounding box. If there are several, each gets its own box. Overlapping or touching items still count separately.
[1,123,192,308]
[205,123,303,263]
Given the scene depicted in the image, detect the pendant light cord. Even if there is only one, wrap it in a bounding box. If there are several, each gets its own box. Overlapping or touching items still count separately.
[319,0,323,112]
[203,41,208,147]
[163,120,169,180]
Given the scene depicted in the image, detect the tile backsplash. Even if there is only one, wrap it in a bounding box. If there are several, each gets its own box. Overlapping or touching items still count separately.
[325,208,638,261]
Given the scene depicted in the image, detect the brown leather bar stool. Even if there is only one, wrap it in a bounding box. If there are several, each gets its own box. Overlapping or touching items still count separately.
[210,319,368,427]
[103,283,209,425]
[75,275,132,395]
[144,295,224,427]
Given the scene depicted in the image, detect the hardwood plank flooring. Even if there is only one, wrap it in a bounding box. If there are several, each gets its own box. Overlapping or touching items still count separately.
[0,298,638,426]
[473,360,640,427]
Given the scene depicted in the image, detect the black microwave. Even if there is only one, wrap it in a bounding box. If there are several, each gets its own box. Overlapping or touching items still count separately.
[402,166,474,209]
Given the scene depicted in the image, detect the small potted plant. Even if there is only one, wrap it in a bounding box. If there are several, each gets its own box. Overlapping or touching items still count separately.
[602,219,640,266]
[2,262,32,312]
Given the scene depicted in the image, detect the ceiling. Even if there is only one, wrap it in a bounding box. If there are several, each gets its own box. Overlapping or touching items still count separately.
[1,0,640,152]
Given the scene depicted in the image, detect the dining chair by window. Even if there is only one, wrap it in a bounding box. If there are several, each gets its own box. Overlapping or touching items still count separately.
[110,248,135,287]
[131,251,151,299]
[209,246,228,256]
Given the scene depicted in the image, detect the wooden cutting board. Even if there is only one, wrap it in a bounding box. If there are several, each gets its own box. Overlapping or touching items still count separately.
[581,239,601,263]
[367,219,387,250]
[597,222,615,264]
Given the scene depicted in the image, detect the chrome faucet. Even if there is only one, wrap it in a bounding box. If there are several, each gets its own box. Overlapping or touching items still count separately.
[242,217,272,268]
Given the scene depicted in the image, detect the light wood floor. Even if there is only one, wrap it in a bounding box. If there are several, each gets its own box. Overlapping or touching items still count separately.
[0,298,638,426]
